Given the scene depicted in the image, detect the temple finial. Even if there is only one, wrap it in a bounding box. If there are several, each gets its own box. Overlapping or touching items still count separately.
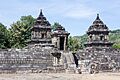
[97,14,99,16]
[39,9,43,16]
[96,14,100,20]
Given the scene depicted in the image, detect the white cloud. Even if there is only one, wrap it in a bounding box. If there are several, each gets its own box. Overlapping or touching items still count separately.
[40,1,97,19]
[63,6,96,19]
[0,0,97,19]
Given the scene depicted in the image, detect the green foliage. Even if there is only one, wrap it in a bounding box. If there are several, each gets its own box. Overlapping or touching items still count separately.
[74,34,88,48]
[112,42,120,49]
[109,29,120,49]
[9,15,35,48]
[68,36,82,51]
[73,29,120,49]
[51,22,60,31]
[0,23,10,49]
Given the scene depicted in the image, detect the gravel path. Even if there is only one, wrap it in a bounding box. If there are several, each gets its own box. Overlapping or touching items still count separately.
[0,73,119,80]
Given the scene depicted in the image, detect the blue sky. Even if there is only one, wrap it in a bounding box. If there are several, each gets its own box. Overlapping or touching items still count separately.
[0,0,120,36]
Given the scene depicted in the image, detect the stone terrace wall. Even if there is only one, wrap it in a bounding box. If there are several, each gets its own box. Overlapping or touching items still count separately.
[76,49,120,72]
[0,47,54,73]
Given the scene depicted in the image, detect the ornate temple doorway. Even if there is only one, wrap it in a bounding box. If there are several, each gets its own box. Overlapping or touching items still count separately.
[60,37,65,50]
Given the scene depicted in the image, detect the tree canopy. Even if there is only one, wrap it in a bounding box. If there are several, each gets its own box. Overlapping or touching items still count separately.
[68,36,82,51]
[51,22,60,31]
[0,23,10,49]
[9,15,35,48]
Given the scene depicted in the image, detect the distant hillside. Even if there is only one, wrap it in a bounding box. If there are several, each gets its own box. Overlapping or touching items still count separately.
[73,29,120,49]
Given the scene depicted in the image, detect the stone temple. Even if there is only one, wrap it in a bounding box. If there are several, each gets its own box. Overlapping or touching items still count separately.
[76,14,120,73]
[0,10,120,74]
[84,14,113,50]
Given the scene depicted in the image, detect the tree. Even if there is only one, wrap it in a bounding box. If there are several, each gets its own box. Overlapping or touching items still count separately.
[51,22,60,31]
[112,42,120,49]
[9,15,35,48]
[68,36,81,51]
[109,29,120,49]
[0,23,10,49]
[112,43,120,49]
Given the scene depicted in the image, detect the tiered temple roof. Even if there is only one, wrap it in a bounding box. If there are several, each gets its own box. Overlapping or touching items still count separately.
[84,14,113,49]
[31,9,51,30]
[29,10,52,45]
[87,14,109,34]
[52,24,70,36]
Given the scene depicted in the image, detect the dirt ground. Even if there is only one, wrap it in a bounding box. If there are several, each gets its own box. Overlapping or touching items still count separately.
[0,72,120,80]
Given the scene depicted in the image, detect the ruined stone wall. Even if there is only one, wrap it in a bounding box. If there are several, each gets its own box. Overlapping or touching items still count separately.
[0,47,54,73]
[76,49,120,72]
